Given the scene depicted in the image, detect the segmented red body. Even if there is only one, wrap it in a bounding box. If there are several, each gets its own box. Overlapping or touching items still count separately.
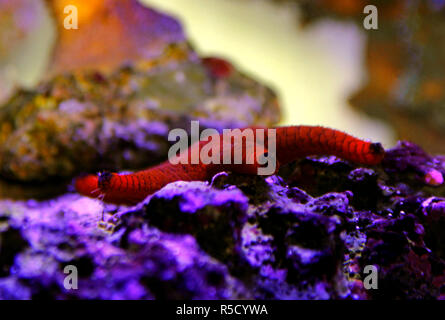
[75,126,385,205]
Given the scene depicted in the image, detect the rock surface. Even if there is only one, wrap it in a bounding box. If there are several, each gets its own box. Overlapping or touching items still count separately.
[0,141,444,300]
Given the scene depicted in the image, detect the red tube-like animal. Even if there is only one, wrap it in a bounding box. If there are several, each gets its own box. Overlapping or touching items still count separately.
[75,126,385,205]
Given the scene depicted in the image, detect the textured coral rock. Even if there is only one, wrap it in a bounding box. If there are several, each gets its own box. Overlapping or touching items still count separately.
[0,195,250,299]
[348,1,445,155]
[0,141,444,299]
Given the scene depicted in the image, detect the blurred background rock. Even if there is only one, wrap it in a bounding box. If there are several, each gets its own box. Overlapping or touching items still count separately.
[3,0,445,156]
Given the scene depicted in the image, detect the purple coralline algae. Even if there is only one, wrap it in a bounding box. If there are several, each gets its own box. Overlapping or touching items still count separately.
[0,141,444,299]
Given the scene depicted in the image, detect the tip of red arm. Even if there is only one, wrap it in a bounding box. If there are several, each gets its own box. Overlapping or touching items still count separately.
[367,142,385,165]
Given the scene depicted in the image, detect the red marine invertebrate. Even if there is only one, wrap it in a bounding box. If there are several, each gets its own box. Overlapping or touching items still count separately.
[75,126,385,205]
[201,57,234,78]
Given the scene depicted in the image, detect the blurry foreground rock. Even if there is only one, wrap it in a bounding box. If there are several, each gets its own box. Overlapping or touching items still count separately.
[0,0,280,193]
[0,141,444,299]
